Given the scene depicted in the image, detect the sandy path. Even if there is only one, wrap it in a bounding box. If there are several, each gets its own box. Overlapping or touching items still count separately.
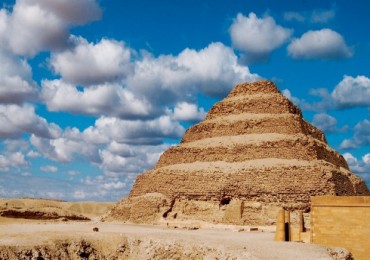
[0,221,334,259]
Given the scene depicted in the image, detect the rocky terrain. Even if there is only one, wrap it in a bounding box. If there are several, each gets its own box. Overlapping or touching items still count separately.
[106,80,369,225]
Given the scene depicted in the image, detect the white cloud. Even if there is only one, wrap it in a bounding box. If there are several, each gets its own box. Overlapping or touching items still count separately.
[79,175,135,200]
[25,0,101,25]
[43,42,259,119]
[343,152,370,184]
[288,29,352,60]
[282,87,334,112]
[128,42,260,100]
[40,165,58,173]
[51,37,132,85]
[340,119,370,149]
[173,102,206,122]
[0,0,101,56]
[99,143,170,176]
[3,139,29,153]
[0,104,61,139]
[30,115,181,177]
[101,181,125,190]
[282,89,302,106]
[363,154,370,164]
[312,113,337,133]
[0,49,38,104]
[99,149,129,174]
[229,12,292,62]
[332,75,370,108]
[30,129,100,163]
[340,139,357,150]
[91,116,185,145]
[42,79,152,118]
[0,151,28,172]
[284,75,370,113]
[27,150,40,158]
[7,2,67,56]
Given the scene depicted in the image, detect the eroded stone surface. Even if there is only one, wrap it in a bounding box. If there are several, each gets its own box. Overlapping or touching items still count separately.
[107,80,369,225]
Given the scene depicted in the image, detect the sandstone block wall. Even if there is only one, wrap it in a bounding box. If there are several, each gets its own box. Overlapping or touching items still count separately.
[108,81,369,225]
[311,196,370,260]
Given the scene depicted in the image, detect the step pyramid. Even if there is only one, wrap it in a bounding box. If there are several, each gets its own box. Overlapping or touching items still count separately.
[107,80,369,225]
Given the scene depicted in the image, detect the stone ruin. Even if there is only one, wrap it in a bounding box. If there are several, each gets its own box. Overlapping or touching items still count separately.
[106,80,369,225]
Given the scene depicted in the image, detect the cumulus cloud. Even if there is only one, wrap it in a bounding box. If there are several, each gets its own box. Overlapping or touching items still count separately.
[127,42,259,100]
[25,0,101,25]
[288,29,352,60]
[284,75,370,113]
[312,113,338,133]
[40,165,58,173]
[332,75,370,108]
[30,115,183,175]
[27,150,40,158]
[0,0,101,56]
[0,49,38,104]
[51,37,132,85]
[283,87,333,112]
[0,152,28,172]
[44,42,259,119]
[99,143,170,176]
[29,114,179,183]
[173,102,206,122]
[229,12,292,62]
[30,127,101,163]
[0,104,61,139]
[3,139,29,153]
[79,175,135,200]
[90,116,185,145]
[42,79,152,119]
[282,89,302,106]
[36,39,259,192]
[340,119,370,149]
[343,153,370,184]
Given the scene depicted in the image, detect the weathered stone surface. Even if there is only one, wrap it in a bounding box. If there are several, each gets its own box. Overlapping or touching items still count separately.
[107,80,369,225]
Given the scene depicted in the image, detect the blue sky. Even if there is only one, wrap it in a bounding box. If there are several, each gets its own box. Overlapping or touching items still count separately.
[0,0,369,201]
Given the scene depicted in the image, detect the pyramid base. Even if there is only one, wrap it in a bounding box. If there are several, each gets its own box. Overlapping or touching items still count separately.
[105,194,311,226]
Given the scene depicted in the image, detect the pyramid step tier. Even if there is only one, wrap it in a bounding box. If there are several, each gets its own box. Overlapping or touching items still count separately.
[182,113,325,143]
[227,80,281,97]
[205,93,301,120]
[157,134,348,169]
[130,160,369,202]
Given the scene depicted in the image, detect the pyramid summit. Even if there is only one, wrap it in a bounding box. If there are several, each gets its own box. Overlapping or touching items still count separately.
[107,80,369,225]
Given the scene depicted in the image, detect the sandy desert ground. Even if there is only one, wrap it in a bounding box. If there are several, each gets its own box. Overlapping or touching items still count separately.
[0,198,350,259]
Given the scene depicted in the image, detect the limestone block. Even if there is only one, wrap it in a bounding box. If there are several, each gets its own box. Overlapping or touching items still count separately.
[107,81,369,225]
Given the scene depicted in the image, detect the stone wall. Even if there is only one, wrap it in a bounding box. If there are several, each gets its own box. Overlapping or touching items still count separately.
[311,196,370,260]
[108,81,369,225]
